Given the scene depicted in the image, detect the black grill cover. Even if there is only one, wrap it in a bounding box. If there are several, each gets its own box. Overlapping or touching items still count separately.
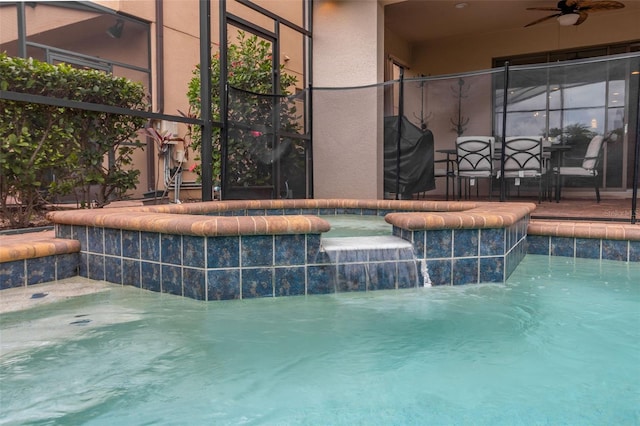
[384,115,435,197]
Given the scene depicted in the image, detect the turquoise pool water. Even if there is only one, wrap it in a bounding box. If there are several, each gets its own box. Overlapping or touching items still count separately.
[1,255,639,425]
[320,214,392,237]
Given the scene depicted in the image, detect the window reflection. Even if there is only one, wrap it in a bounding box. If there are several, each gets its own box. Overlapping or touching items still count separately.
[495,56,636,191]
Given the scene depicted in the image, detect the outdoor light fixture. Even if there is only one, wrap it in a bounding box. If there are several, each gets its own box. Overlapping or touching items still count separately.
[106,19,124,39]
[557,13,580,26]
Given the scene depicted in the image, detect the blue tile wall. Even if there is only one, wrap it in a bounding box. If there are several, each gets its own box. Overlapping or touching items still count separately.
[122,259,141,288]
[480,228,505,256]
[28,256,55,285]
[425,229,452,259]
[207,236,239,268]
[480,257,504,283]
[551,236,574,257]
[183,235,205,268]
[57,253,79,280]
[452,258,478,285]
[88,227,104,254]
[122,231,140,259]
[425,259,452,286]
[161,234,182,265]
[1,260,24,289]
[140,232,160,262]
[162,264,182,296]
[183,267,205,300]
[526,235,636,263]
[307,264,335,294]
[104,228,122,256]
[242,267,273,298]
[141,261,161,292]
[241,235,273,267]
[275,234,305,266]
[87,253,105,281]
[631,241,640,262]
[275,267,306,296]
[79,252,88,278]
[454,229,479,257]
[105,256,122,284]
[411,230,426,259]
[602,240,628,261]
[526,235,549,255]
[57,225,72,239]
[208,268,240,300]
[72,226,88,250]
[306,234,323,263]
[575,238,600,259]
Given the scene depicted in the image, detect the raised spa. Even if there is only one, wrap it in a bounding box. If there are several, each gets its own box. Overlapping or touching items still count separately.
[46,199,535,301]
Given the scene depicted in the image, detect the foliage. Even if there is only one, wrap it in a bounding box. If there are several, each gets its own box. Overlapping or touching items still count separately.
[0,53,147,227]
[549,122,596,145]
[186,31,299,187]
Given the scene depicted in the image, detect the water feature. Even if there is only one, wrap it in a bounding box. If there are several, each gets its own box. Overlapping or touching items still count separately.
[320,215,422,289]
[2,255,638,424]
[319,214,392,238]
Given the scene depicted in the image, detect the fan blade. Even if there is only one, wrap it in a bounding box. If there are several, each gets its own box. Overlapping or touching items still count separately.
[525,13,562,27]
[579,0,625,12]
[526,7,562,11]
[566,0,580,7]
[575,11,589,24]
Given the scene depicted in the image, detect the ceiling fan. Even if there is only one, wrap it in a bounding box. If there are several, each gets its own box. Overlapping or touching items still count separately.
[525,0,625,27]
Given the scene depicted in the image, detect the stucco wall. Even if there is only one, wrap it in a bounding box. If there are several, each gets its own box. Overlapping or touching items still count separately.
[312,0,385,199]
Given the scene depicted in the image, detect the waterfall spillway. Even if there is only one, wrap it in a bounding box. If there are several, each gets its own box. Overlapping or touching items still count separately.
[320,236,421,291]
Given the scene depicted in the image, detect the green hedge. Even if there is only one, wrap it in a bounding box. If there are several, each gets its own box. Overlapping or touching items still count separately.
[0,53,148,227]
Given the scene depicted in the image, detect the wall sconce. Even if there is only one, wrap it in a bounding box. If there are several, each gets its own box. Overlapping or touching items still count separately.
[557,13,579,26]
[106,19,125,39]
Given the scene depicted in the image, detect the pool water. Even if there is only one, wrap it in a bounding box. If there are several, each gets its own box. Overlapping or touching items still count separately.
[320,214,392,237]
[1,255,639,425]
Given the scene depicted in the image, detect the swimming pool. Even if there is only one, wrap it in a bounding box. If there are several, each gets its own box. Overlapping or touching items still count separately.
[1,255,638,424]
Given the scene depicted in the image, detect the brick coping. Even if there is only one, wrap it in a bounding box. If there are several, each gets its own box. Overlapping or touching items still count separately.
[0,235,79,263]
[3,199,639,264]
[527,219,640,241]
[45,199,535,236]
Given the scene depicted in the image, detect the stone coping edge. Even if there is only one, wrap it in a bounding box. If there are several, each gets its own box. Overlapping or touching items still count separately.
[45,199,536,236]
[527,220,640,241]
[0,238,80,263]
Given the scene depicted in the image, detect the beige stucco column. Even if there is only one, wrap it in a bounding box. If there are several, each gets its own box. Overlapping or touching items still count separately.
[312,0,385,199]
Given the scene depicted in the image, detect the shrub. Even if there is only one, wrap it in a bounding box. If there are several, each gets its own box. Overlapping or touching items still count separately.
[0,54,147,227]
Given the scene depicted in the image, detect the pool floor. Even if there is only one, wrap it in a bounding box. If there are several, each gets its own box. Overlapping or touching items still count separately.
[1,255,639,425]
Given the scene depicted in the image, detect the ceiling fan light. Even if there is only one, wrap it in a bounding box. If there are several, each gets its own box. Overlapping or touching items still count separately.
[557,13,580,26]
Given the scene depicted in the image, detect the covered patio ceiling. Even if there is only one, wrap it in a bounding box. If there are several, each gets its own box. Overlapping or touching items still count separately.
[384,0,638,44]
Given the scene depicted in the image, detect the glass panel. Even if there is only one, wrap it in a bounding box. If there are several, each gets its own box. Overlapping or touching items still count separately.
[280,25,305,90]
[495,57,640,193]
[388,71,500,198]
[225,87,307,199]
[605,107,625,188]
